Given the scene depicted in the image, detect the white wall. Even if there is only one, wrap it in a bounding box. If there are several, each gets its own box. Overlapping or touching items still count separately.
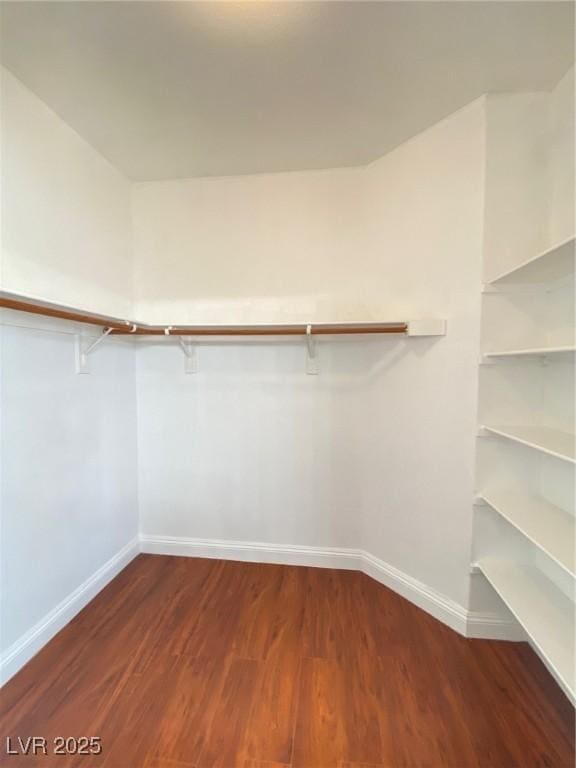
[135,99,485,608]
[137,339,366,549]
[0,70,139,683]
[482,92,551,282]
[132,166,368,325]
[482,65,575,282]
[0,312,139,674]
[0,68,133,318]
[359,100,485,606]
[548,65,575,245]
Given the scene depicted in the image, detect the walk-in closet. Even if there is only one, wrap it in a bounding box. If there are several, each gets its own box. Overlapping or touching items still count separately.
[0,2,574,766]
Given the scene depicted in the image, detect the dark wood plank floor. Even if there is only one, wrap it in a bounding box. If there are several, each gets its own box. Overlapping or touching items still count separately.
[1,555,574,767]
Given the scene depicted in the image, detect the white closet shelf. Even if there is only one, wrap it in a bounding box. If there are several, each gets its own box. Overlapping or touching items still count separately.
[487,235,575,286]
[481,425,576,463]
[477,558,575,703]
[483,345,575,360]
[477,491,575,576]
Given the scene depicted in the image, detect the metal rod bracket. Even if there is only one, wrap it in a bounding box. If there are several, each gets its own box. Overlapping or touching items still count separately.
[178,336,198,374]
[306,324,318,375]
[75,328,113,374]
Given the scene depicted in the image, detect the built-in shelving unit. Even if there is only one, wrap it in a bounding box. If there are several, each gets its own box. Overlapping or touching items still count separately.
[487,235,575,286]
[481,425,575,464]
[473,90,574,703]
[474,226,575,699]
[477,492,575,576]
[477,558,575,702]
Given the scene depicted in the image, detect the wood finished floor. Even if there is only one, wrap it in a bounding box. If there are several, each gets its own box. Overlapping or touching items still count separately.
[1,555,574,768]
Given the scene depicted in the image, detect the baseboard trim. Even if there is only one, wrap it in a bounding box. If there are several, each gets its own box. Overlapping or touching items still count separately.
[140,534,362,570]
[139,535,522,641]
[0,537,140,686]
[361,550,469,635]
[466,610,527,642]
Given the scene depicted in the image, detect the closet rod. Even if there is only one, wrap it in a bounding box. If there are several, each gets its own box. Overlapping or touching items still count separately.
[0,297,408,335]
[110,324,408,336]
[0,297,132,331]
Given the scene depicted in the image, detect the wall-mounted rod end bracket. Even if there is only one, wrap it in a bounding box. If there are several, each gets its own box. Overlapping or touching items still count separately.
[178,336,198,374]
[306,324,318,375]
[75,327,113,374]
[406,319,447,337]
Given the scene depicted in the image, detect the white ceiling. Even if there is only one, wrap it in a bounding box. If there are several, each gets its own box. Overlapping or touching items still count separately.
[1,1,573,181]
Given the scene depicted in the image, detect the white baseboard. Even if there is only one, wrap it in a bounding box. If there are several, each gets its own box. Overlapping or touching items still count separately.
[0,537,140,686]
[140,534,362,570]
[361,550,469,635]
[466,610,526,642]
[140,535,522,641]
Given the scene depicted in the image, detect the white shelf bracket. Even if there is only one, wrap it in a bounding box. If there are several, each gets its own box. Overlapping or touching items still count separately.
[75,327,113,374]
[178,336,198,374]
[305,324,318,375]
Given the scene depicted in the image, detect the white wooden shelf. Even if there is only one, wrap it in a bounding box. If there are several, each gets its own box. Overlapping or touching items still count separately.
[487,235,575,286]
[482,424,576,464]
[477,558,575,703]
[483,345,575,360]
[477,491,575,576]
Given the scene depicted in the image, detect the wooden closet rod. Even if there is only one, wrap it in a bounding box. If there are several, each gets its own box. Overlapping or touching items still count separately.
[0,297,408,335]
[0,297,131,331]
[110,324,408,336]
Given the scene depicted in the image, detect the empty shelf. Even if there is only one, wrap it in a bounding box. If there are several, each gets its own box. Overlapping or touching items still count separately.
[488,236,575,285]
[478,491,575,576]
[484,346,575,360]
[482,425,576,463]
[477,558,575,702]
